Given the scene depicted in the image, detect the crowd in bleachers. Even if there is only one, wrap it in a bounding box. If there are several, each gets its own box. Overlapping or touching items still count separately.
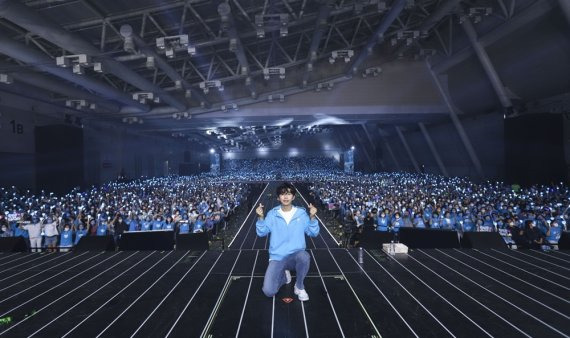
[309,172,567,248]
[0,176,248,251]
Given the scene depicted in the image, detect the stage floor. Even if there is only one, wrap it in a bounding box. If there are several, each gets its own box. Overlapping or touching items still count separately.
[0,182,568,337]
[0,248,569,337]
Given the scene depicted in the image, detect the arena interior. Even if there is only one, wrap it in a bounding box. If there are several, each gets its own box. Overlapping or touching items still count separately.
[0,0,569,337]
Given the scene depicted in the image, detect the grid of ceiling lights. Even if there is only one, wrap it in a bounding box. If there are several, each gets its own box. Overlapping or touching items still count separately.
[202,125,332,150]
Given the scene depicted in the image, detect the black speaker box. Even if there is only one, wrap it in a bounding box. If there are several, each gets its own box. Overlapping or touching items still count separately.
[75,236,116,251]
[176,233,209,251]
[461,232,506,249]
[398,228,460,249]
[358,229,394,249]
[119,231,175,251]
[0,237,28,252]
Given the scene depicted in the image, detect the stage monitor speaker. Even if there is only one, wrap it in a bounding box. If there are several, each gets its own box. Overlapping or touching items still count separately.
[119,231,174,251]
[558,231,570,250]
[358,229,394,250]
[75,236,116,251]
[461,232,506,249]
[399,228,460,249]
[176,233,209,251]
[0,237,28,252]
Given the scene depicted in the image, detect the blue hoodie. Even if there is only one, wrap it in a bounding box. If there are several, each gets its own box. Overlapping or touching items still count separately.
[256,205,319,261]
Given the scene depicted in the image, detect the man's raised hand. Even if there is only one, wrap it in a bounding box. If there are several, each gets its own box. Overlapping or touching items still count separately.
[256,203,265,219]
[308,203,317,219]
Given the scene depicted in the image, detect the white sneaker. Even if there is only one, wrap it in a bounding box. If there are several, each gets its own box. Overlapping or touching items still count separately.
[284,270,292,284]
[294,285,309,301]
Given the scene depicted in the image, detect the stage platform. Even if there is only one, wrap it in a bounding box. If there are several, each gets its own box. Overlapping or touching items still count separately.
[0,182,568,337]
[1,248,569,337]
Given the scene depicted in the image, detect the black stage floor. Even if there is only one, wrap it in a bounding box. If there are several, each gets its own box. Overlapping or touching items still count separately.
[0,183,569,337]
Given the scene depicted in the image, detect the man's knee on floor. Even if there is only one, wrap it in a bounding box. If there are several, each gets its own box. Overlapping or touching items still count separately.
[262,285,277,297]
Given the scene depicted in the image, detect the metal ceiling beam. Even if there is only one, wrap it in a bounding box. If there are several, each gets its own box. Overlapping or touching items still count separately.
[0,0,187,112]
[0,34,148,111]
[218,2,257,98]
[381,134,401,170]
[347,0,407,76]
[301,3,332,87]
[0,62,120,112]
[112,5,366,64]
[418,122,448,176]
[0,80,99,120]
[558,0,570,25]
[461,16,513,112]
[350,125,376,171]
[427,60,484,178]
[432,0,555,73]
[395,126,420,173]
[121,25,210,107]
[393,0,462,57]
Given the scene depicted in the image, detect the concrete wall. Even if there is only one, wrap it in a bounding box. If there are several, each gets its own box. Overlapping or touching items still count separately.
[82,125,192,186]
[0,89,196,190]
[0,89,62,190]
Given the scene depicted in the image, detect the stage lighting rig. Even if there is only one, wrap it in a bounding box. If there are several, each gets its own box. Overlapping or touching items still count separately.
[263,67,286,80]
[255,13,290,38]
[56,54,102,75]
[199,80,223,94]
[145,57,155,69]
[65,99,96,110]
[221,103,238,112]
[267,94,285,103]
[172,112,190,120]
[354,0,387,14]
[459,7,493,24]
[390,30,420,47]
[156,34,195,58]
[329,50,354,64]
[362,66,382,78]
[413,49,437,60]
[132,92,159,104]
[122,116,143,124]
[315,82,334,92]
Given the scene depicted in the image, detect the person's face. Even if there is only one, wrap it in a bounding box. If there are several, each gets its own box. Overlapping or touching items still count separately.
[278,191,295,206]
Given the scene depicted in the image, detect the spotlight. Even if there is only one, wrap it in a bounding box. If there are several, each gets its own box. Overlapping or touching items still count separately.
[93,62,103,73]
[156,34,191,58]
[145,57,155,69]
[72,64,84,75]
[0,74,13,84]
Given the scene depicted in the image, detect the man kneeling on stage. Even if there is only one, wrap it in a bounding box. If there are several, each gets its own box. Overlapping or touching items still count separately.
[256,182,319,301]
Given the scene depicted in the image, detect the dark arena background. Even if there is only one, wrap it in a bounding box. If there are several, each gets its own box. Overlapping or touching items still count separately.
[0,0,569,337]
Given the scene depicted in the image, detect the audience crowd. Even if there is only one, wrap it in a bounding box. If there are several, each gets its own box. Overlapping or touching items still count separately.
[310,172,567,249]
[0,157,567,250]
[0,176,247,251]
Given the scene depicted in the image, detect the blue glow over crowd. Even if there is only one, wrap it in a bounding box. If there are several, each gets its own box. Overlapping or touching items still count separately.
[0,157,566,250]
